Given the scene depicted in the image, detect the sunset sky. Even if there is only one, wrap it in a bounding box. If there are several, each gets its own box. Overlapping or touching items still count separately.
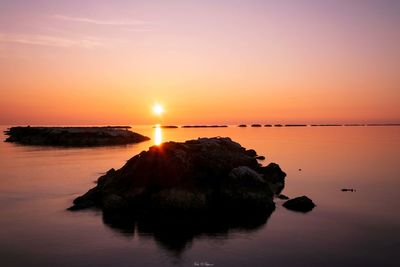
[0,0,399,125]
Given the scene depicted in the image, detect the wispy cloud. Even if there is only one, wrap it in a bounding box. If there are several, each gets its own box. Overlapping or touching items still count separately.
[52,14,148,26]
[0,33,104,48]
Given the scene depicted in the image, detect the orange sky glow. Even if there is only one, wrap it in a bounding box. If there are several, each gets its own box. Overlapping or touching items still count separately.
[0,0,399,125]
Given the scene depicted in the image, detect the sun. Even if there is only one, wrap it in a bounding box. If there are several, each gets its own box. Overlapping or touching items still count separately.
[152,103,164,116]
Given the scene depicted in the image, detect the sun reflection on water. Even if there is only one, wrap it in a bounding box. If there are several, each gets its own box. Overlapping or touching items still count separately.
[154,124,163,145]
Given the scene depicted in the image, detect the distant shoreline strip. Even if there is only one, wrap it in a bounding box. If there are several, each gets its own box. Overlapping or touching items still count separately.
[152,123,400,129]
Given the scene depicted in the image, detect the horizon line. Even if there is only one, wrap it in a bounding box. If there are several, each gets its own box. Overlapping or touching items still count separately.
[2,123,400,127]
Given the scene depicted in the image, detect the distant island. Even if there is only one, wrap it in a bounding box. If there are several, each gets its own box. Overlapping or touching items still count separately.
[181,125,228,128]
[4,126,150,147]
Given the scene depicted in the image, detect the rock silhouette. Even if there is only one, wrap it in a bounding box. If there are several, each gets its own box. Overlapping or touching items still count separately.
[181,125,228,128]
[70,137,286,215]
[341,188,356,192]
[4,126,150,147]
[283,196,315,212]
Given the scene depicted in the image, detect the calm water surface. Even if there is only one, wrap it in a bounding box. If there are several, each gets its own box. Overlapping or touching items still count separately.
[0,125,399,267]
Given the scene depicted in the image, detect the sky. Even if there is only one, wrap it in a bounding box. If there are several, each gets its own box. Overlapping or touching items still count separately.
[0,0,399,125]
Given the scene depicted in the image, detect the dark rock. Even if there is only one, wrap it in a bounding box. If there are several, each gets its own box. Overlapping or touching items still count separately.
[245,149,257,157]
[238,124,247,127]
[69,137,286,217]
[251,124,262,127]
[264,124,272,127]
[68,187,100,210]
[277,194,289,200]
[102,194,125,211]
[259,163,286,194]
[256,155,266,160]
[283,196,315,212]
[181,125,228,128]
[4,126,150,147]
[209,125,228,128]
[106,168,116,175]
[341,188,356,192]
[220,166,275,212]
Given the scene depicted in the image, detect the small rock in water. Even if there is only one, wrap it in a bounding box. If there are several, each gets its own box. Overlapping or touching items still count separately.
[341,188,356,192]
[299,168,302,171]
[283,196,315,212]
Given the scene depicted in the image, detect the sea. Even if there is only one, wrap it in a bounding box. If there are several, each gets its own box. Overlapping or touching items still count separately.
[0,125,399,267]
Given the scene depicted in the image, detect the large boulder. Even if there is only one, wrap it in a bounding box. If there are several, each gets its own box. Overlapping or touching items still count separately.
[69,137,286,217]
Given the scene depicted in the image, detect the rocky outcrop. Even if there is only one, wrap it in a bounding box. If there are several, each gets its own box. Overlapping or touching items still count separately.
[65,137,319,256]
[4,126,150,147]
[69,137,287,217]
[283,196,315,212]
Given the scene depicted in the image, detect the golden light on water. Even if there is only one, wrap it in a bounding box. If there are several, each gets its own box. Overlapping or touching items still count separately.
[154,124,163,145]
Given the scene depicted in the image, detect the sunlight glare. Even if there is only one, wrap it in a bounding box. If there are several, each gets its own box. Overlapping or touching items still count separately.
[152,104,164,116]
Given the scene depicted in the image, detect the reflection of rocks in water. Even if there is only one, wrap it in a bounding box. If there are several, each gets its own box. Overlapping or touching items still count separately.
[102,209,271,256]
